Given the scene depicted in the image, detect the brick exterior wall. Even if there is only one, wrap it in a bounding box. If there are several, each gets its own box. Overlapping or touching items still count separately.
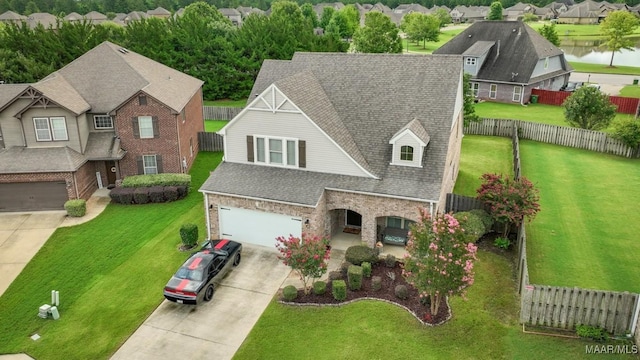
[436,111,464,212]
[75,161,98,199]
[205,189,434,248]
[115,90,203,178]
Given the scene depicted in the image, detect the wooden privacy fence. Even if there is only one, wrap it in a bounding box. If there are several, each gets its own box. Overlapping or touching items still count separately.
[198,132,224,152]
[465,118,640,158]
[531,88,640,115]
[203,106,243,120]
[520,285,639,335]
[444,193,487,213]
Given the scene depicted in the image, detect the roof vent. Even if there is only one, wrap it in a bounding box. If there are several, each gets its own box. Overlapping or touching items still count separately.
[468,34,472,38]
[118,48,129,54]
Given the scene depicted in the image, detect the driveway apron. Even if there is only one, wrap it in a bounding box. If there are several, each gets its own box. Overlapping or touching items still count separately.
[110,245,292,360]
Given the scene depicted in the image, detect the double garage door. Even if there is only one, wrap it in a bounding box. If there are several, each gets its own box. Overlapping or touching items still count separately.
[0,182,68,212]
[218,206,302,248]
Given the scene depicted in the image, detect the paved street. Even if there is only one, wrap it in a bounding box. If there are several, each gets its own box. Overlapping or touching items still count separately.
[569,72,639,96]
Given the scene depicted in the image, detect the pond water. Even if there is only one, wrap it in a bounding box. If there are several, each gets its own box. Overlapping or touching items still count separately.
[560,36,640,67]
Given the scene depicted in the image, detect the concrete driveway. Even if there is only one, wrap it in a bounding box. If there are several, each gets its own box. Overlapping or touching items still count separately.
[110,244,292,360]
[0,211,66,296]
[569,72,638,96]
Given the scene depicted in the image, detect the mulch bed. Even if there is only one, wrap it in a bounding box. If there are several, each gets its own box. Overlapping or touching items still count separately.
[280,260,451,326]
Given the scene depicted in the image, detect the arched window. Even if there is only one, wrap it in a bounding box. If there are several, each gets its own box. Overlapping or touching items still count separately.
[400,145,414,161]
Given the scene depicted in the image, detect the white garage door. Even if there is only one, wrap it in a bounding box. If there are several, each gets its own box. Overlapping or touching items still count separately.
[218,206,302,248]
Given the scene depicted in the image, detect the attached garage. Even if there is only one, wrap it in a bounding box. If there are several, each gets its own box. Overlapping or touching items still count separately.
[0,182,68,212]
[218,206,302,248]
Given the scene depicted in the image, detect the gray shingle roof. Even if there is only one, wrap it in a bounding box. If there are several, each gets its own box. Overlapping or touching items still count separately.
[434,21,570,84]
[206,52,462,202]
[0,146,86,173]
[0,10,27,21]
[147,7,171,16]
[56,41,203,113]
[462,41,495,56]
[393,118,430,144]
[84,132,126,160]
[33,73,90,115]
[0,84,28,110]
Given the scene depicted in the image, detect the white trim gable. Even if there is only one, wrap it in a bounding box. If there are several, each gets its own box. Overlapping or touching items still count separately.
[389,129,426,168]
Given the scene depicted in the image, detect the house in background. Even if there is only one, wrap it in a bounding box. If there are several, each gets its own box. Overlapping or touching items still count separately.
[434,21,572,104]
[200,52,464,249]
[0,41,204,212]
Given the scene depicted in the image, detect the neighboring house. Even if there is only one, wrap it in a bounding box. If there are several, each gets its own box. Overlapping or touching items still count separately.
[200,52,464,249]
[0,10,26,24]
[84,11,108,24]
[504,2,539,20]
[219,8,242,26]
[0,42,204,212]
[434,21,572,104]
[26,12,57,29]
[535,2,570,19]
[450,5,489,23]
[557,0,610,23]
[124,11,148,24]
[393,3,429,15]
[63,12,83,22]
[313,2,345,18]
[147,7,171,19]
[236,6,265,18]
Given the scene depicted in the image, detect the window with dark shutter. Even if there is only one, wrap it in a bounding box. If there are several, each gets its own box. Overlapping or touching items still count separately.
[246,135,254,162]
[136,156,143,174]
[156,155,163,173]
[139,95,147,106]
[132,118,139,138]
[152,116,159,138]
[298,140,306,168]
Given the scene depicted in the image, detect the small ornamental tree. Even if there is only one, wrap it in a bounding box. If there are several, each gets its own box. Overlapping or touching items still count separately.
[403,209,478,316]
[276,233,331,295]
[563,86,616,131]
[476,173,541,237]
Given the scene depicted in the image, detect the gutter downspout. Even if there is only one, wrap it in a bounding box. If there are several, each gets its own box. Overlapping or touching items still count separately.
[204,194,211,240]
[521,84,526,106]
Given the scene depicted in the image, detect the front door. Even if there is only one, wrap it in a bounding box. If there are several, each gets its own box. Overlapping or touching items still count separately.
[106,161,117,186]
[346,210,362,228]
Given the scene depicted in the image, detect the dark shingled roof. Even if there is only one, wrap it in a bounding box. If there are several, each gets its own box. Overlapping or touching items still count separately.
[202,52,463,203]
[434,21,571,84]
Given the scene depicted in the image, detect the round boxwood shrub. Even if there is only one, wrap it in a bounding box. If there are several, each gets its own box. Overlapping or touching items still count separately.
[345,245,378,266]
[385,254,396,268]
[282,285,298,301]
[313,281,326,295]
[64,199,86,217]
[454,211,486,242]
[332,280,347,301]
[371,276,382,291]
[469,209,494,234]
[179,223,198,248]
[395,284,409,300]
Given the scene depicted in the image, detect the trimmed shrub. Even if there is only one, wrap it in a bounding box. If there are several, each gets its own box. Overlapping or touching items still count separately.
[180,223,198,247]
[469,209,494,235]
[164,186,178,202]
[64,199,86,217]
[283,285,298,301]
[361,261,372,277]
[313,281,326,295]
[328,271,342,281]
[576,325,608,342]
[385,254,396,268]
[395,284,408,300]
[177,185,189,199]
[332,280,347,301]
[339,261,351,277]
[121,173,191,188]
[133,187,149,204]
[148,186,165,203]
[347,265,363,291]
[371,276,382,291]
[454,211,486,242]
[109,187,134,204]
[345,245,378,266]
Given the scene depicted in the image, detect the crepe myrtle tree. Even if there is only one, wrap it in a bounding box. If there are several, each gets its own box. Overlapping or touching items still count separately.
[403,210,478,316]
[476,173,541,238]
[276,233,331,295]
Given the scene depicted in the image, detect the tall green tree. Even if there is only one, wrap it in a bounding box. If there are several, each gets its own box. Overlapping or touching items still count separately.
[300,3,318,28]
[488,1,503,20]
[538,23,560,47]
[599,10,639,67]
[319,6,336,29]
[433,7,452,28]
[563,86,616,130]
[352,11,402,53]
[400,12,439,49]
[462,73,479,126]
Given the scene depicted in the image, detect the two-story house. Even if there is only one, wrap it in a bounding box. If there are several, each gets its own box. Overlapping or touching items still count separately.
[200,52,464,249]
[434,21,573,104]
[0,41,204,212]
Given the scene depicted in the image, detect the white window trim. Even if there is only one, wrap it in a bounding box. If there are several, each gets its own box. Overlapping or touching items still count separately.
[465,57,476,66]
[254,135,298,168]
[94,115,113,129]
[472,83,479,98]
[489,84,497,99]
[138,116,154,139]
[33,117,68,141]
[389,129,425,168]
[143,154,158,174]
[512,86,522,102]
[400,145,414,161]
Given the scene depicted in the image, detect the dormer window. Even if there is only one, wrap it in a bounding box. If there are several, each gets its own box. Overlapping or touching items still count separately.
[465,57,476,66]
[400,146,414,161]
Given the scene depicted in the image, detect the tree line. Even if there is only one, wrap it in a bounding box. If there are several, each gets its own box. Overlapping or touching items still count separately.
[0,1,350,100]
[2,0,638,17]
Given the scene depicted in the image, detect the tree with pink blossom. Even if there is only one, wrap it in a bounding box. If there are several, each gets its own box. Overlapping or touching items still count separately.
[276,233,331,295]
[403,209,478,316]
[476,173,540,238]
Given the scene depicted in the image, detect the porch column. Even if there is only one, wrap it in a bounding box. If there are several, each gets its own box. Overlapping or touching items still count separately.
[361,215,376,248]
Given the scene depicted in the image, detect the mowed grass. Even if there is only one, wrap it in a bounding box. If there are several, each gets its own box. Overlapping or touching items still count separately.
[235,250,634,360]
[569,62,640,76]
[474,102,636,131]
[620,84,640,98]
[528,22,640,37]
[203,99,246,107]
[205,119,228,132]
[453,135,513,196]
[0,152,222,360]
[406,27,464,53]
[520,141,640,292]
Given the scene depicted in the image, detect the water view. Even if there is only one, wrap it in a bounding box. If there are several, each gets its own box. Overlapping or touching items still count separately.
[560,36,640,67]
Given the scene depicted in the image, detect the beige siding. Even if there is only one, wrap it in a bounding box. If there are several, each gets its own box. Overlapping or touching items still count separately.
[21,107,81,152]
[77,113,89,153]
[392,132,422,166]
[530,55,564,78]
[0,99,31,148]
[225,109,370,177]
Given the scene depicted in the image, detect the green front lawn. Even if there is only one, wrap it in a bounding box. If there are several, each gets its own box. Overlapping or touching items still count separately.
[453,135,513,196]
[203,99,246,107]
[619,84,640,98]
[235,250,632,359]
[520,141,640,292]
[205,120,228,132]
[0,152,222,360]
[569,62,640,76]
